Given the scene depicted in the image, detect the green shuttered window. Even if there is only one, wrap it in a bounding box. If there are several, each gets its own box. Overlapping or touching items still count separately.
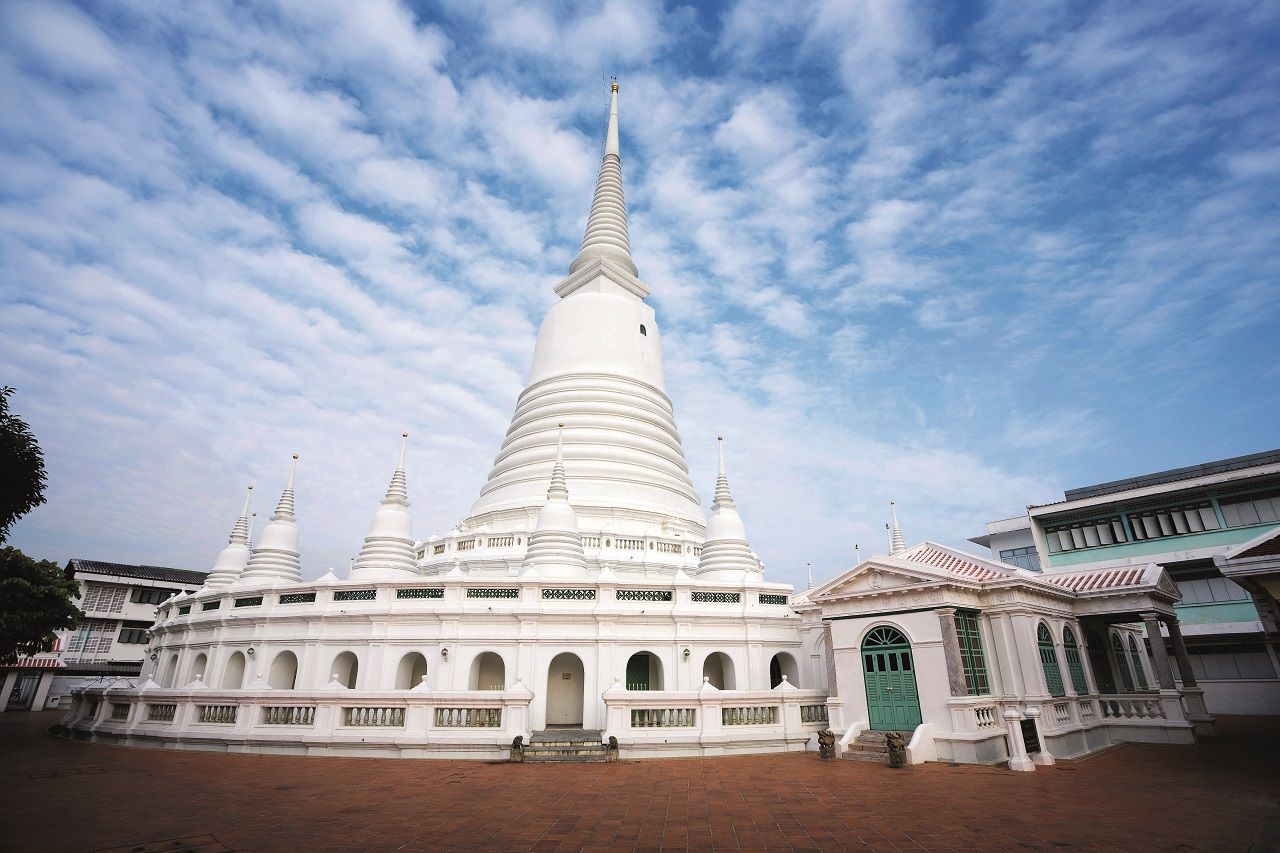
[954,611,990,696]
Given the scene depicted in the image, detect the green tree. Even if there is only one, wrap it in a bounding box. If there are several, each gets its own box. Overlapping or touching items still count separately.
[1,386,47,542]
[0,547,81,665]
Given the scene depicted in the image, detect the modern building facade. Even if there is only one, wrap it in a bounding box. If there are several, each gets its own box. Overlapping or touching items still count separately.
[970,450,1280,715]
[2,559,205,712]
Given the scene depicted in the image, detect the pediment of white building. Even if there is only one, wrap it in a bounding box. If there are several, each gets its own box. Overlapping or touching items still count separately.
[812,559,957,602]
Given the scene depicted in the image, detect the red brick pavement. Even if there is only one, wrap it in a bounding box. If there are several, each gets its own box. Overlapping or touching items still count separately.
[1,712,1277,852]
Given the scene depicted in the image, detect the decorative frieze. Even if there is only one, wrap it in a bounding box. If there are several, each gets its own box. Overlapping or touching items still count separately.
[397,587,444,599]
[759,593,788,605]
[616,589,672,602]
[233,596,263,608]
[279,592,317,605]
[466,588,519,599]
[692,591,740,604]
[333,589,377,602]
[542,588,596,600]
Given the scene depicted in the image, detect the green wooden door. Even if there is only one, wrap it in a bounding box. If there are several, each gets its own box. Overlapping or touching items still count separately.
[861,627,922,731]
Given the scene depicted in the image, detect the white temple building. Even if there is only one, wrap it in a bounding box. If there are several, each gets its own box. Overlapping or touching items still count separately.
[61,85,1216,767]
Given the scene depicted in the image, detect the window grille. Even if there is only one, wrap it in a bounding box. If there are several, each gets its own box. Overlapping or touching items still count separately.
[1218,489,1280,528]
[201,601,221,611]
[66,619,117,654]
[233,596,263,608]
[542,588,596,600]
[177,605,191,615]
[397,588,444,599]
[1126,635,1149,689]
[692,591,740,603]
[954,611,990,695]
[333,589,376,602]
[1062,627,1089,694]
[759,593,788,605]
[616,589,672,602]
[81,582,128,614]
[1128,500,1221,542]
[279,592,317,604]
[1037,623,1066,698]
[1045,516,1128,553]
[466,588,519,599]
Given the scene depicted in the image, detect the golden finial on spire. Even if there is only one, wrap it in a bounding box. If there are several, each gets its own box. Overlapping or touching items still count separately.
[611,81,619,93]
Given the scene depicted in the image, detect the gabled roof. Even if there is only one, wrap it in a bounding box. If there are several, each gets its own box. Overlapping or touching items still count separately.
[67,559,208,587]
[899,543,1013,582]
[1042,562,1178,600]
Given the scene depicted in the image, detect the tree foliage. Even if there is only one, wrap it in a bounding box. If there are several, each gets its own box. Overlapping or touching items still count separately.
[0,547,81,665]
[1,386,47,543]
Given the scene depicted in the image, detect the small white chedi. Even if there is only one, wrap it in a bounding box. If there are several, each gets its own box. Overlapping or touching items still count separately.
[63,85,1210,766]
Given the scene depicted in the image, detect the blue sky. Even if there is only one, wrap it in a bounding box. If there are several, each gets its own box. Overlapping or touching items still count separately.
[2,0,1278,590]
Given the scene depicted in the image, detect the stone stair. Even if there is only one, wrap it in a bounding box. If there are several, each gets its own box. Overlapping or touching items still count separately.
[524,728,609,763]
[843,729,908,763]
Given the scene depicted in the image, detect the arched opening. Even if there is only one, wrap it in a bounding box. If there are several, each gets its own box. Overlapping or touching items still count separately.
[702,652,736,690]
[1062,626,1089,694]
[190,653,208,684]
[861,625,922,731]
[331,651,359,689]
[1126,635,1149,690]
[395,652,428,690]
[470,652,506,691]
[1037,623,1066,697]
[545,652,585,726]
[1110,633,1136,691]
[268,650,298,690]
[769,652,800,688]
[162,653,179,688]
[1085,628,1116,693]
[625,651,663,690]
[222,651,246,690]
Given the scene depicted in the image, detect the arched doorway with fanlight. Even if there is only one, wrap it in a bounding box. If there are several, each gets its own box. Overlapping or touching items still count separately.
[860,625,922,731]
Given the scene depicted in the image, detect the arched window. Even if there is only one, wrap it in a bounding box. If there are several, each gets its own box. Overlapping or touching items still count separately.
[625,652,663,690]
[331,652,359,689]
[470,652,506,690]
[1126,635,1149,690]
[395,652,428,690]
[639,324,647,336]
[702,652,736,689]
[222,651,246,690]
[1037,623,1065,698]
[268,650,298,690]
[769,652,800,688]
[864,626,909,647]
[1110,633,1135,691]
[1062,627,1089,694]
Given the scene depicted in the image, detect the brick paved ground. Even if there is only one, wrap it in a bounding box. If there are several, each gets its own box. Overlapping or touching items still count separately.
[1,712,1277,852]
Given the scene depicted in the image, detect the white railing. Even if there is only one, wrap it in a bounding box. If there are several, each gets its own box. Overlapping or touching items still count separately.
[631,708,696,727]
[1099,694,1166,720]
[345,707,405,727]
[603,686,831,754]
[63,684,535,758]
[1052,702,1072,725]
[262,706,315,726]
[434,708,502,728]
[486,536,517,548]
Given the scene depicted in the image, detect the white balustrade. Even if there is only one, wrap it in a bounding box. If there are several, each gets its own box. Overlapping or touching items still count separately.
[973,705,1000,730]
[345,706,405,727]
[1099,694,1166,720]
[631,708,696,727]
[434,707,501,728]
[146,703,176,722]
[262,706,315,726]
[198,704,237,724]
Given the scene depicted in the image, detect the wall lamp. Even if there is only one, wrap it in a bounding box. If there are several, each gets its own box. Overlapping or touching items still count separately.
[246,647,256,657]
[441,647,449,660]
[682,648,691,660]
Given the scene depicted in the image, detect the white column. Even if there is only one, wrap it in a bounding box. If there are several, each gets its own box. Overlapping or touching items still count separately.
[987,613,1025,696]
[1141,612,1175,690]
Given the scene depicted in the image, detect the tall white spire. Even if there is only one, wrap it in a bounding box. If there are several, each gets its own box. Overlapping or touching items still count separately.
[697,436,761,578]
[240,454,302,584]
[204,485,254,588]
[889,501,906,556]
[569,81,637,277]
[522,424,589,577]
[351,433,418,580]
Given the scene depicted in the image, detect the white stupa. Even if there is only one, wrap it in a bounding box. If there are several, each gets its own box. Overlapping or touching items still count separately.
[202,485,253,588]
[238,454,301,584]
[349,434,417,581]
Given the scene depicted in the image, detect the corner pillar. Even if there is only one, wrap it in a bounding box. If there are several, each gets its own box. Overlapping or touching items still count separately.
[1141,612,1175,690]
[935,608,968,696]
[1166,616,1215,736]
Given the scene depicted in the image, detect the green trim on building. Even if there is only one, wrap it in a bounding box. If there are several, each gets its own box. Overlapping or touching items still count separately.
[1046,522,1279,567]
